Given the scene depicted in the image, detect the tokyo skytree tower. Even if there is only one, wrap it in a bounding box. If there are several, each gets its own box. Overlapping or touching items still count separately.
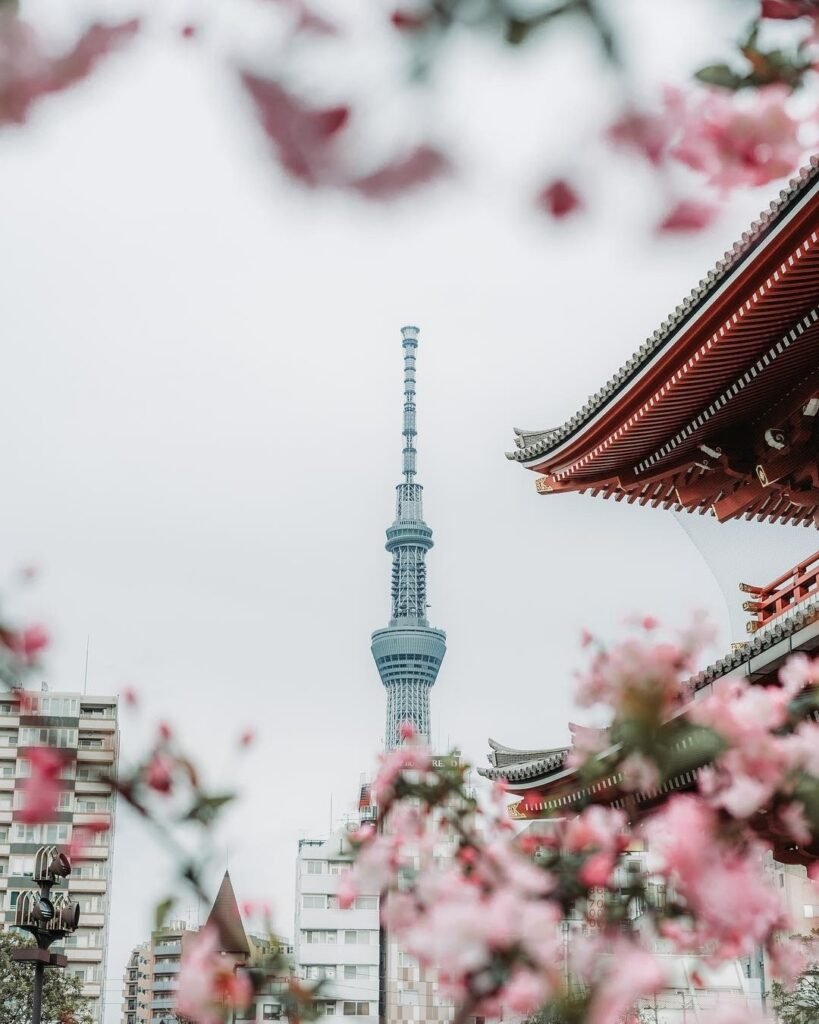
[371,326,447,750]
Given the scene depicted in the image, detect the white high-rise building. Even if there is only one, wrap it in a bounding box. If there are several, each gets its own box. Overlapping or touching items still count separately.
[294,827,380,1022]
[0,687,119,1024]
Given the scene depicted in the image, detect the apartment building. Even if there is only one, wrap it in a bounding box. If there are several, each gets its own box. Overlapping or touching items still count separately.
[294,829,380,1022]
[0,686,119,1024]
[121,922,199,1024]
[244,933,296,1023]
[122,873,295,1024]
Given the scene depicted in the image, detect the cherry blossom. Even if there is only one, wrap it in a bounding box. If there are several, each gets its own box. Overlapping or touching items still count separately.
[176,927,253,1024]
[657,199,718,234]
[779,652,819,693]
[0,14,139,127]
[645,795,786,960]
[18,746,63,823]
[144,751,175,794]
[537,179,583,219]
[352,146,450,200]
[672,86,804,191]
[586,945,666,1024]
[13,624,49,662]
[619,751,660,792]
[761,0,819,19]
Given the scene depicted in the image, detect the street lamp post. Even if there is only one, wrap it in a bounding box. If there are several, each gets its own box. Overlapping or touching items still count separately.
[10,845,81,1024]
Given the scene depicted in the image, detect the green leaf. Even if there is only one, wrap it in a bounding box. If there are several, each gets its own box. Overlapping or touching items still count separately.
[183,792,235,826]
[694,64,745,90]
[154,896,174,930]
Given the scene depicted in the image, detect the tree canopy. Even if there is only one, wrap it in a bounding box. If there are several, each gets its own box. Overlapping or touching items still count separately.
[0,929,93,1024]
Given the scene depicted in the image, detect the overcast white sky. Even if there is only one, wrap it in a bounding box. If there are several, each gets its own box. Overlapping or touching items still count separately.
[2,1,818,1019]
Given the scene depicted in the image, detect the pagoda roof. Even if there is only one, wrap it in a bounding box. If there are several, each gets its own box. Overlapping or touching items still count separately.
[509,158,819,526]
[483,739,568,781]
[206,871,249,957]
[480,593,819,791]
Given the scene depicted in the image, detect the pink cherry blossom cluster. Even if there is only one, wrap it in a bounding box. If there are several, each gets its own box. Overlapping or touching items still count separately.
[2,3,819,232]
[342,635,819,1024]
[176,927,254,1024]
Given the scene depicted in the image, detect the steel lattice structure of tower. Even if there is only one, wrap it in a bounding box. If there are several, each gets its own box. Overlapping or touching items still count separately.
[371,326,447,750]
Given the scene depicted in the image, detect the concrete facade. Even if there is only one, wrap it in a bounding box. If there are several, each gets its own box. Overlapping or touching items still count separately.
[0,687,118,1023]
[294,830,380,1022]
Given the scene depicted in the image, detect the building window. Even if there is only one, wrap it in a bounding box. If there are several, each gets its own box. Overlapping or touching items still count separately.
[76,797,109,813]
[301,930,336,944]
[343,965,372,980]
[343,930,374,945]
[305,966,336,980]
[399,952,416,969]
[12,824,71,844]
[262,1005,281,1020]
[399,990,419,1006]
[18,727,78,748]
[327,862,347,875]
[80,704,114,718]
[304,860,323,875]
[302,895,325,909]
[354,896,377,910]
[10,856,34,876]
[342,1002,371,1016]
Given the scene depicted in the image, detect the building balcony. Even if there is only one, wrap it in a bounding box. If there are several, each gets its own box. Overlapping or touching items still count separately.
[0,747,16,761]
[299,909,379,930]
[153,943,182,956]
[75,779,112,795]
[153,961,180,974]
[69,878,107,893]
[299,875,348,896]
[78,912,105,928]
[150,998,176,1010]
[79,717,116,733]
[76,745,115,765]
[71,845,109,861]
[66,948,103,963]
[73,812,112,828]
[299,945,378,967]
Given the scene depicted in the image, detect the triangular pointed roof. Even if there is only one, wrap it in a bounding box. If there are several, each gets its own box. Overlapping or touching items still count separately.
[206,870,249,957]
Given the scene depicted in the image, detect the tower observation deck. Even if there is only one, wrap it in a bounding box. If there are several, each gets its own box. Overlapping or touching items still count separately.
[371,326,446,750]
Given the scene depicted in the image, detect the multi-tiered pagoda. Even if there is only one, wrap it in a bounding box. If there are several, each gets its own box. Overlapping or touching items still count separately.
[483,158,819,867]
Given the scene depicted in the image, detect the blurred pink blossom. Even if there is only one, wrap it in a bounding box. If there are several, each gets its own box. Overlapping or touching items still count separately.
[537,179,583,219]
[672,86,803,191]
[586,945,665,1024]
[657,199,717,233]
[0,14,139,127]
[18,746,62,823]
[176,927,252,1024]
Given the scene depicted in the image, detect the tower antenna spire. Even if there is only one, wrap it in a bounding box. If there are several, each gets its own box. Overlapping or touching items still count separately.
[402,325,418,484]
[371,326,447,750]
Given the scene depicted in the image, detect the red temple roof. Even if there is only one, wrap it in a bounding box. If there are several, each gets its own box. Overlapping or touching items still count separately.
[510,159,819,526]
